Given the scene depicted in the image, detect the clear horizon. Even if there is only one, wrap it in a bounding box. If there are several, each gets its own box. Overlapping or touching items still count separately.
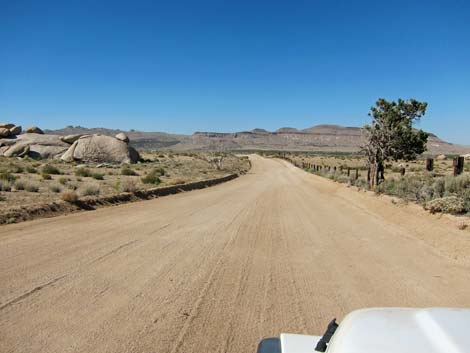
[2,0,469,144]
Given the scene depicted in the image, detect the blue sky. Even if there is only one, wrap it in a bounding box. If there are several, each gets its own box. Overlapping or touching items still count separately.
[1,0,469,144]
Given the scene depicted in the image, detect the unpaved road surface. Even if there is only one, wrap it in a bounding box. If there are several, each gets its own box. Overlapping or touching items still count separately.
[1,155,470,353]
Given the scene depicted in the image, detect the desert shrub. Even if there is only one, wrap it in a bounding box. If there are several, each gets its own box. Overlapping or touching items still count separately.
[141,170,161,185]
[120,179,138,193]
[9,164,24,173]
[0,170,16,182]
[42,164,61,175]
[153,167,165,176]
[25,183,39,192]
[0,195,6,201]
[14,180,25,190]
[80,184,100,196]
[335,175,350,184]
[26,166,37,173]
[91,172,104,180]
[432,178,445,198]
[0,181,12,192]
[75,167,91,177]
[354,178,369,189]
[425,196,465,215]
[41,172,52,180]
[463,189,470,213]
[49,184,62,193]
[61,191,79,203]
[391,165,402,173]
[58,177,68,185]
[121,166,137,176]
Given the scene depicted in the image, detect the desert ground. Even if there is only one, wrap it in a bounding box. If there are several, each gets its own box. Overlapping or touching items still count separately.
[0,152,249,217]
[1,155,470,353]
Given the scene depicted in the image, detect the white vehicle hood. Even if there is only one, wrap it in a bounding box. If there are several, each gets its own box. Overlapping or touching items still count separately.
[281,307,470,353]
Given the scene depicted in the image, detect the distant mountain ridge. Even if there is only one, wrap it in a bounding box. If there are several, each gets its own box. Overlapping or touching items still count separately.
[45,125,469,154]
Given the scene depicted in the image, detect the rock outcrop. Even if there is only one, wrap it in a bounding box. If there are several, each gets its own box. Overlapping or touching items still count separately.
[25,126,44,134]
[115,132,129,143]
[69,134,139,163]
[0,123,140,163]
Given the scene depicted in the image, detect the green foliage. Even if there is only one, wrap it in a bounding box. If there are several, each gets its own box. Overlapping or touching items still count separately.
[0,170,17,182]
[49,184,62,193]
[365,98,429,161]
[58,177,68,185]
[75,167,91,177]
[42,164,61,175]
[121,166,138,176]
[141,170,162,185]
[91,172,105,180]
[81,184,100,196]
[14,180,25,190]
[0,181,12,192]
[25,183,39,192]
[26,166,37,174]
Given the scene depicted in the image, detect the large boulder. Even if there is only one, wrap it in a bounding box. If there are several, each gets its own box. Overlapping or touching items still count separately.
[60,140,78,162]
[0,137,17,147]
[0,123,15,129]
[9,125,22,135]
[25,126,44,134]
[15,133,70,159]
[115,132,130,143]
[60,134,83,144]
[72,134,140,164]
[3,143,30,158]
[0,127,10,137]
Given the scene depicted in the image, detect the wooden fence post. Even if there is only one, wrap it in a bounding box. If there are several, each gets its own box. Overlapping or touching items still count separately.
[355,169,359,179]
[454,156,464,176]
[426,158,434,172]
[400,167,406,176]
[347,168,350,176]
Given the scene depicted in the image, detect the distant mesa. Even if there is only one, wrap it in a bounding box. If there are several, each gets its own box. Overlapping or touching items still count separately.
[276,127,299,133]
[2,122,467,155]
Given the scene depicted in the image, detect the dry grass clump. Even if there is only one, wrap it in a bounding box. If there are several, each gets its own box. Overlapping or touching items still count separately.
[42,164,61,175]
[61,191,79,203]
[49,184,62,193]
[80,184,100,196]
[119,179,138,193]
[121,166,138,176]
[25,183,39,192]
[168,178,186,186]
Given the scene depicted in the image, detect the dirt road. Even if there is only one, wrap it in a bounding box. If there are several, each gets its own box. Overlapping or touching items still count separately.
[1,155,470,353]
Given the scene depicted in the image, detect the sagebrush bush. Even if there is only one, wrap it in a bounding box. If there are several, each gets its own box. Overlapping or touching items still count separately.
[41,173,52,180]
[25,183,39,192]
[81,184,100,196]
[0,181,12,192]
[14,180,25,190]
[425,196,465,215]
[120,179,137,193]
[141,173,161,185]
[75,167,91,177]
[58,177,68,185]
[121,166,137,176]
[49,184,62,193]
[26,165,37,174]
[0,170,16,182]
[91,172,104,180]
[42,164,61,175]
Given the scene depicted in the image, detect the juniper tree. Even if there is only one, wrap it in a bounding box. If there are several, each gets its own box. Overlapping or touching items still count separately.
[362,98,429,188]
